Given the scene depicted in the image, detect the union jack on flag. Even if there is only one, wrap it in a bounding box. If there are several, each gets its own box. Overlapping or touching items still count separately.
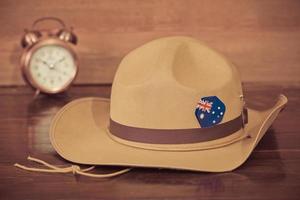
[196,99,213,113]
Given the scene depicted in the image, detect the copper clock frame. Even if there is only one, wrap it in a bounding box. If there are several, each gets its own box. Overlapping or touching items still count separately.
[20,38,79,94]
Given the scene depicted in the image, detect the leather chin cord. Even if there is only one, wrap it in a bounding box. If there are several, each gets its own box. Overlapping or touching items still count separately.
[15,156,131,178]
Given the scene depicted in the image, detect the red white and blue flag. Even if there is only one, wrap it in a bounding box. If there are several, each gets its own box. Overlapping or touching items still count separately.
[195,96,226,128]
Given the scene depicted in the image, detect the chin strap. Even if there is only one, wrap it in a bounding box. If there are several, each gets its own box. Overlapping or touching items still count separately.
[14,156,131,178]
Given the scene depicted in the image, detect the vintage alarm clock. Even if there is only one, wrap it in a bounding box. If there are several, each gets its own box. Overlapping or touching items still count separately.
[20,17,78,94]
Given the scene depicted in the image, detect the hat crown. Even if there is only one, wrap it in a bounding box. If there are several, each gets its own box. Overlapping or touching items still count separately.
[111,37,244,130]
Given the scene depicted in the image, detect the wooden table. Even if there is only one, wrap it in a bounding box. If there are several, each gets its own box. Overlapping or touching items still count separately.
[0,84,299,199]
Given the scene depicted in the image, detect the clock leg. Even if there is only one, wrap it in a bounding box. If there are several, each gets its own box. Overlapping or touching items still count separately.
[33,89,40,98]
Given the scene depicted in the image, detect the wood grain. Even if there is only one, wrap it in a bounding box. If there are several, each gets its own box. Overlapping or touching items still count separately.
[0,84,299,200]
[0,0,300,86]
[1,2,300,198]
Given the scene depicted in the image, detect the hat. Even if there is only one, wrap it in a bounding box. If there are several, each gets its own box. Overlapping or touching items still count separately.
[49,36,287,172]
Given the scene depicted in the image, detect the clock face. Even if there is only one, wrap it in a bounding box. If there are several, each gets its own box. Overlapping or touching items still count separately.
[28,45,77,92]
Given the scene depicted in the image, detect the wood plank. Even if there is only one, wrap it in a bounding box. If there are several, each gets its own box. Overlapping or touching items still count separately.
[0,0,300,86]
[0,84,299,199]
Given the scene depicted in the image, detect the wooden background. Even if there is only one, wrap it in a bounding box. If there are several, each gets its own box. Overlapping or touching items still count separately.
[1,1,300,199]
[0,0,300,86]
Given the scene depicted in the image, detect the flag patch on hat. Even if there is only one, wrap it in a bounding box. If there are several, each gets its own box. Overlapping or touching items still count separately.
[195,96,226,128]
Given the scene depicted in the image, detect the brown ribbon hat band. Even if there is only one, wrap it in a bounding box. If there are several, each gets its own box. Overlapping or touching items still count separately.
[109,110,247,144]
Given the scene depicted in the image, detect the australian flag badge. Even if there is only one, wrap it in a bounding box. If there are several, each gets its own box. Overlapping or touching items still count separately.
[195,96,226,128]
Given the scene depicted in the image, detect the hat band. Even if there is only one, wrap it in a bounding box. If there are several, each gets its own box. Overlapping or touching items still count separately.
[109,111,247,145]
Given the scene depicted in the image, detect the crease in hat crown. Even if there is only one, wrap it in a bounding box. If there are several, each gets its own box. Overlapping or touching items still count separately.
[108,36,247,150]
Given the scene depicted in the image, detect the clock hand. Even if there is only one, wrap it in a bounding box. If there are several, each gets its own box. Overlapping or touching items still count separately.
[53,57,66,68]
[36,58,52,69]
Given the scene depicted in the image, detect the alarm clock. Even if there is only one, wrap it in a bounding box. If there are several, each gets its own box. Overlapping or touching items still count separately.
[20,17,78,94]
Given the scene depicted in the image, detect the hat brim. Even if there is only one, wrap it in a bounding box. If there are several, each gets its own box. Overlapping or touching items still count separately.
[49,95,287,172]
